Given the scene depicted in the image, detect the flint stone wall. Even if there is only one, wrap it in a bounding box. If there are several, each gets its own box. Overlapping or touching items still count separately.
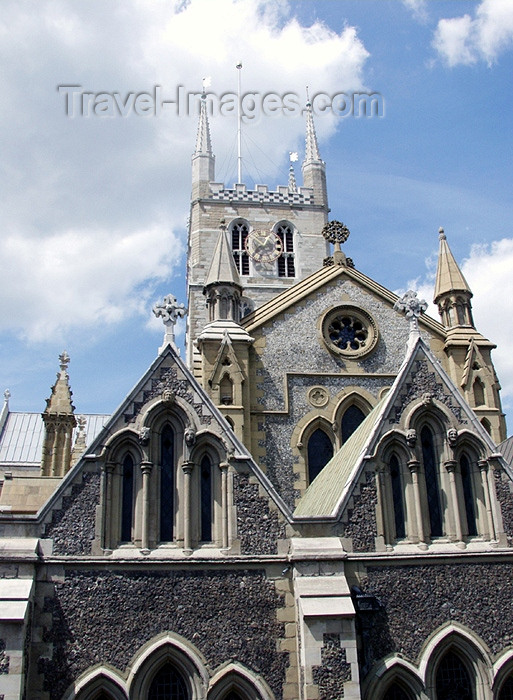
[38,568,287,700]
[361,562,513,673]
[43,471,100,555]
[234,474,287,554]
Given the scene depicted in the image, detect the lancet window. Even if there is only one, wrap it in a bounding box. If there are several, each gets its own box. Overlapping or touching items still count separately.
[389,454,406,539]
[276,222,295,277]
[435,650,473,700]
[120,453,134,543]
[421,425,443,537]
[307,428,333,484]
[341,404,366,443]
[200,455,213,542]
[160,425,175,542]
[231,220,250,275]
[148,662,189,699]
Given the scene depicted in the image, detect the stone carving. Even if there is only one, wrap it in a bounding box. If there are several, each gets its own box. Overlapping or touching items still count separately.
[59,350,70,371]
[447,428,458,447]
[394,290,427,336]
[322,220,350,244]
[391,360,467,425]
[406,429,417,447]
[153,294,187,353]
[162,388,175,404]
[184,428,196,447]
[307,386,329,408]
[138,427,150,446]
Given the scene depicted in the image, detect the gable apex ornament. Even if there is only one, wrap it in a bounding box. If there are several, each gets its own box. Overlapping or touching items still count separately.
[394,290,428,341]
[153,294,187,355]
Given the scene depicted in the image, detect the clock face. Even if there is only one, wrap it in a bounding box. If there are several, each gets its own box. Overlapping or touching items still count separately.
[244,230,283,263]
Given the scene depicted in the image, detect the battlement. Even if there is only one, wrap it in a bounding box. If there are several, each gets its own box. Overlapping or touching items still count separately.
[209,182,314,205]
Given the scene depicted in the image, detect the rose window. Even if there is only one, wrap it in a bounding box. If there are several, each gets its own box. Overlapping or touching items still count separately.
[321,306,378,358]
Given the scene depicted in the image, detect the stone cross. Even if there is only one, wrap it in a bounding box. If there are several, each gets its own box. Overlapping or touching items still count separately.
[153,294,187,355]
[394,290,428,339]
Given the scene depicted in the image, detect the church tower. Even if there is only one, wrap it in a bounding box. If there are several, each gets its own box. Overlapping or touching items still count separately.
[186,94,330,371]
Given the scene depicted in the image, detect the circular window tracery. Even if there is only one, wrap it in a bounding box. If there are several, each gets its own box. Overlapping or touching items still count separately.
[321,306,378,358]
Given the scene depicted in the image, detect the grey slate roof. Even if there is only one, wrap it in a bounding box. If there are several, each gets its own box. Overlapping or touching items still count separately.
[0,412,110,466]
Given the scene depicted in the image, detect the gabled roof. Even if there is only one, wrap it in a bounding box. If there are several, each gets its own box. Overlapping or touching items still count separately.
[242,262,446,337]
[34,344,292,523]
[294,333,504,520]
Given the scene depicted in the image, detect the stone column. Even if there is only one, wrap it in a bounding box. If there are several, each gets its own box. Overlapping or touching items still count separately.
[376,467,391,550]
[140,461,153,554]
[479,459,496,540]
[445,460,465,547]
[103,462,116,551]
[182,461,194,553]
[220,461,229,550]
[408,459,427,549]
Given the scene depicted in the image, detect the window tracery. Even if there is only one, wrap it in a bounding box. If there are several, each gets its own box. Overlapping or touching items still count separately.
[230,220,250,275]
[275,222,295,278]
[435,649,473,700]
[148,662,189,699]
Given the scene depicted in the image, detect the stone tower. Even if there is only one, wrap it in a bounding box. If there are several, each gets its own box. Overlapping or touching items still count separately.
[434,227,506,441]
[40,350,77,476]
[186,94,330,370]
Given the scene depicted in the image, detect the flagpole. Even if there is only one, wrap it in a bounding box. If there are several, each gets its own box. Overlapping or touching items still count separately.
[236,61,242,184]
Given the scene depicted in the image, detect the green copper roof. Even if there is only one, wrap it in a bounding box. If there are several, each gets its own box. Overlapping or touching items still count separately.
[294,396,387,518]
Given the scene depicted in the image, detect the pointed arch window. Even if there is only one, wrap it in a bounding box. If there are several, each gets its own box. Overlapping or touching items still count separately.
[389,455,406,539]
[421,426,443,537]
[160,426,175,542]
[276,222,295,277]
[220,375,234,405]
[200,455,213,542]
[231,221,250,276]
[383,683,414,700]
[307,428,333,484]
[460,454,477,536]
[148,662,189,700]
[473,377,485,406]
[121,454,134,543]
[435,650,473,700]
[341,405,366,443]
[499,675,513,699]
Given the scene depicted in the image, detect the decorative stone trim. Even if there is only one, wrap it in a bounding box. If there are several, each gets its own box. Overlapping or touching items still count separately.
[321,305,379,359]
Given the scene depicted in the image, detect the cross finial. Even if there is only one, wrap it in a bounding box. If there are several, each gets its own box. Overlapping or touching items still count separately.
[153,294,187,355]
[438,226,446,241]
[394,290,428,340]
[3,389,10,404]
[59,350,70,372]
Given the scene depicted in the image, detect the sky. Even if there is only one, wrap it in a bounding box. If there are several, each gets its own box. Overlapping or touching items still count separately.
[1,0,513,431]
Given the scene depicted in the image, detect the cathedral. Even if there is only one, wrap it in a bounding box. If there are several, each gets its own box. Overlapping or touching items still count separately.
[1,93,513,700]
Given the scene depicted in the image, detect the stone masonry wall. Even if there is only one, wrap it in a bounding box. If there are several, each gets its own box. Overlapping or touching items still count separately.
[43,471,100,555]
[37,568,288,700]
[234,473,287,555]
[361,562,513,674]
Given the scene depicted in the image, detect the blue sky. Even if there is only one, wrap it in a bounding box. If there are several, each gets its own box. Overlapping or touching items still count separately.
[1,0,513,429]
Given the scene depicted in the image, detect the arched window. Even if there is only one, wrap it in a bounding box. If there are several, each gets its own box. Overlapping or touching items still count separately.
[220,375,234,405]
[499,674,513,699]
[148,662,189,700]
[389,455,406,539]
[435,650,473,700]
[481,417,491,435]
[460,454,477,536]
[421,426,443,537]
[231,221,250,275]
[341,405,366,443]
[160,426,175,542]
[307,428,333,484]
[121,454,134,543]
[473,377,485,406]
[383,682,414,700]
[200,455,212,542]
[276,222,295,277]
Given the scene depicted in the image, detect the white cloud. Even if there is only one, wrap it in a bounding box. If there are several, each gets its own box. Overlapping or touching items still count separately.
[433,0,513,66]
[0,0,370,343]
[402,0,428,23]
